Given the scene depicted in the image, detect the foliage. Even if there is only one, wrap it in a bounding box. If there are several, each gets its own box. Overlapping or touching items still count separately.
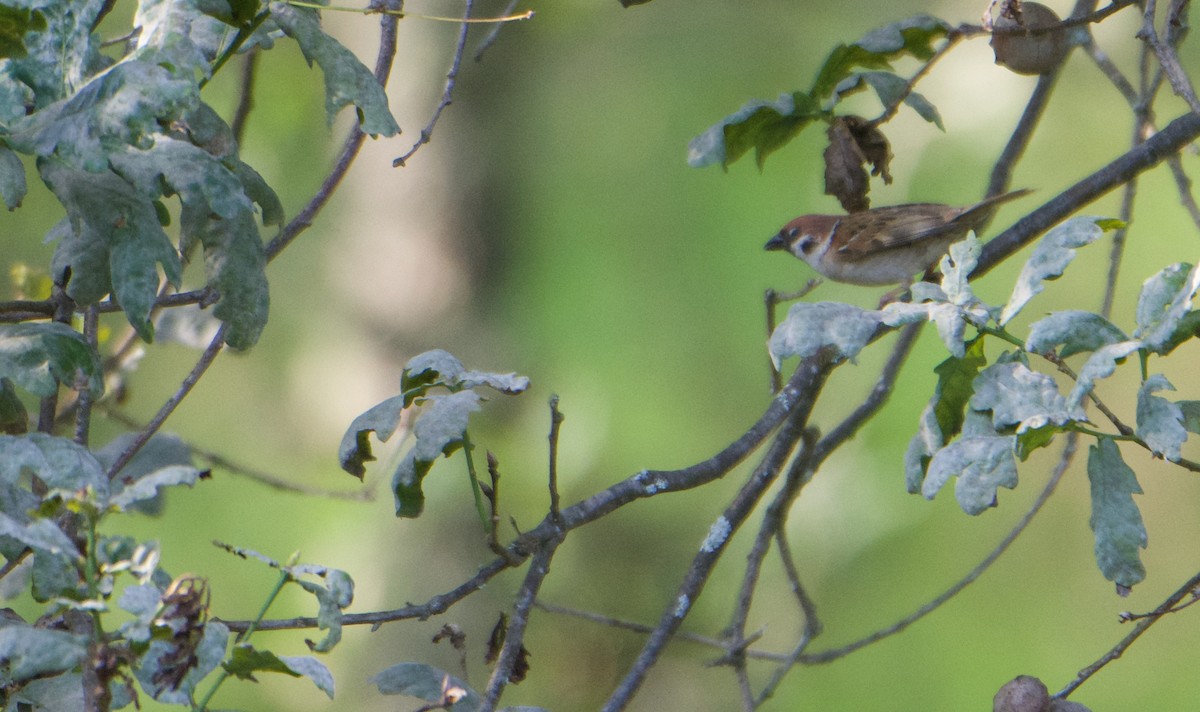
[0,0,1197,710]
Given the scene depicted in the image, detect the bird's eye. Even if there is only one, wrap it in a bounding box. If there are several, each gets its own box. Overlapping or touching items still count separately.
[785,227,799,239]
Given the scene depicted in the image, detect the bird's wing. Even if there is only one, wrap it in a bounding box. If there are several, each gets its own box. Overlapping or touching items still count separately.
[836,205,956,259]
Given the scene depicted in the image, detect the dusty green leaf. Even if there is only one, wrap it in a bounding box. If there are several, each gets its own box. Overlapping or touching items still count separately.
[811,15,949,101]
[971,361,1083,432]
[1026,311,1127,357]
[338,395,406,479]
[1136,375,1186,462]
[372,662,481,708]
[1178,400,1200,434]
[1087,438,1146,591]
[1000,217,1109,325]
[922,413,1018,515]
[41,161,183,340]
[687,92,820,170]
[769,302,881,366]
[1135,263,1200,354]
[0,145,26,209]
[0,625,86,682]
[0,322,102,397]
[392,391,481,518]
[1067,340,1142,408]
[269,2,400,136]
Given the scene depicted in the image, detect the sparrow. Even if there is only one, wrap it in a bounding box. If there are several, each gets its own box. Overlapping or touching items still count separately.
[764,189,1032,285]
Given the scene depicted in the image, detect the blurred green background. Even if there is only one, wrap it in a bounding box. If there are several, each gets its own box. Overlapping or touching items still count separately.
[7,0,1200,709]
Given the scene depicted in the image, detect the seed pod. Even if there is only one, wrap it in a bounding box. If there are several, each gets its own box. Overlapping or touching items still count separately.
[991,1,1069,75]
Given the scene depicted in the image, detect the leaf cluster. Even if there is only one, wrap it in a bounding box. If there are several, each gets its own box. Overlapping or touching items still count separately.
[770,217,1200,593]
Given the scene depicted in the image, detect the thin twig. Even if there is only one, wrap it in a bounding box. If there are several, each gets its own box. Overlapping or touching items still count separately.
[601,384,822,712]
[1139,0,1200,114]
[104,325,228,479]
[473,0,522,61]
[547,396,565,525]
[72,306,99,447]
[393,0,474,167]
[265,0,403,260]
[230,49,260,146]
[799,433,1078,665]
[480,540,560,711]
[1056,567,1200,698]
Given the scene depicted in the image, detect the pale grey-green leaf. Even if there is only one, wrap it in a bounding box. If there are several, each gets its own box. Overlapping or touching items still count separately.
[971,362,1083,431]
[338,394,406,477]
[769,302,881,366]
[905,400,942,493]
[1067,340,1142,408]
[1087,438,1146,589]
[372,662,481,706]
[1000,217,1106,325]
[922,430,1017,515]
[268,3,400,136]
[1135,262,1200,353]
[0,145,26,209]
[0,626,87,681]
[0,322,103,397]
[1026,311,1127,357]
[0,513,80,557]
[1136,374,1186,461]
[280,656,335,699]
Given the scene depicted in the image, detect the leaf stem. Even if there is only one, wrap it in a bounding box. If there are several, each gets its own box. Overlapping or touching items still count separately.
[196,567,292,711]
[461,431,489,527]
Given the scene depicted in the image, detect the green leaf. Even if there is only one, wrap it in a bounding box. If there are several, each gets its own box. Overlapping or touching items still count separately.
[226,645,337,699]
[0,145,26,209]
[811,15,950,101]
[392,390,481,518]
[223,642,336,696]
[931,337,987,439]
[269,2,400,137]
[0,377,27,434]
[922,413,1018,515]
[372,662,481,708]
[1136,375,1186,462]
[111,137,270,348]
[1015,423,1059,460]
[1026,311,1128,357]
[291,565,353,653]
[1066,340,1142,408]
[97,433,197,515]
[905,401,941,493]
[687,92,820,170]
[0,433,107,496]
[970,362,1084,432]
[0,6,47,59]
[3,1,106,107]
[769,302,881,367]
[1178,400,1200,434]
[0,513,80,558]
[401,349,530,401]
[0,625,86,682]
[1087,438,1146,591]
[1135,263,1200,354]
[9,59,197,169]
[1000,217,1110,325]
[338,395,406,478]
[0,322,102,398]
[834,71,943,129]
[40,161,184,340]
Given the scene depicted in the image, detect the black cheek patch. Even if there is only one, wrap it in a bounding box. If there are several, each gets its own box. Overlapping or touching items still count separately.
[799,237,817,255]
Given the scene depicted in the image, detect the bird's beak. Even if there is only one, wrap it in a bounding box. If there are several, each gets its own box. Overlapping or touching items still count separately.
[764,233,788,251]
